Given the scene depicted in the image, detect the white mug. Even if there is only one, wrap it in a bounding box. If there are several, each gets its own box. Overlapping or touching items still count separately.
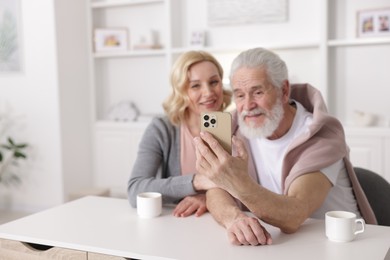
[137,192,162,218]
[325,211,365,242]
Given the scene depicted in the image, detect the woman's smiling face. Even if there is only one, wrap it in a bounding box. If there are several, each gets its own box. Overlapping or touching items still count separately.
[186,61,224,117]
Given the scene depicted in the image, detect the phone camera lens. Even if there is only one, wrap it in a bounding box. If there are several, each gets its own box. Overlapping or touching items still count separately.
[210,119,216,124]
[203,115,209,121]
[204,122,210,128]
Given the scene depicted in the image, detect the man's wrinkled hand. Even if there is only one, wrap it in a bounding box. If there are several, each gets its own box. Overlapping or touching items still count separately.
[194,132,251,197]
[227,215,272,246]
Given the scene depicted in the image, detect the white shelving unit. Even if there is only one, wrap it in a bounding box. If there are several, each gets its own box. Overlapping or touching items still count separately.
[88,0,390,122]
[88,0,324,122]
[88,0,172,195]
[324,0,390,179]
[327,0,390,122]
[88,0,390,192]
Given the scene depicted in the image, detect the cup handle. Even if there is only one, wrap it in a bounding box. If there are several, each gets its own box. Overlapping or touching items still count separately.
[354,218,365,235]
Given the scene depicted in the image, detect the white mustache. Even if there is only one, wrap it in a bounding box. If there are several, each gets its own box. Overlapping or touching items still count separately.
[241,108,268,117]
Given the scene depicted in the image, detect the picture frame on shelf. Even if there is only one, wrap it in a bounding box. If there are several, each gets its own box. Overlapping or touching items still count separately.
[94,28,128,52]
[357,7,390,38]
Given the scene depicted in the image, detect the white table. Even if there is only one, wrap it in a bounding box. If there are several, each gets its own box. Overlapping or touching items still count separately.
[0,196,389,260]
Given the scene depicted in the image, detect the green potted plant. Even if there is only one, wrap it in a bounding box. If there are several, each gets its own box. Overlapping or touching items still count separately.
[0,137,28,186]
[0,109,28,187]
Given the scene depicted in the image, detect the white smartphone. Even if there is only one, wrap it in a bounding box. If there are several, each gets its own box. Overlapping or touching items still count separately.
[200,112,232,154]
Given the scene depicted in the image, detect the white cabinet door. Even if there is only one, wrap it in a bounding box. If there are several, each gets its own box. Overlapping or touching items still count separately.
[94,122,149,197]
[345,136,383,174]
[345,127,390,182]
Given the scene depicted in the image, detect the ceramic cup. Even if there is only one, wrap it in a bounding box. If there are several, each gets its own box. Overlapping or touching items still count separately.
[325,211,365,242]
[137,192,162,218]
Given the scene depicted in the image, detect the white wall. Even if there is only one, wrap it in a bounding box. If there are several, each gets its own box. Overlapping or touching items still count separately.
[0,0,63,211]
[54,0,93,203]
[0,0,92,212]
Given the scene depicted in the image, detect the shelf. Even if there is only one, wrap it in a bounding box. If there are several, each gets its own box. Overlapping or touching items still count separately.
[328,37,390,47]
[91,0,164,9]
[171,41,320,54]
[93,49,166,59]
[95,118,154,128]
[93,41,320,59]
[344,126,390,136]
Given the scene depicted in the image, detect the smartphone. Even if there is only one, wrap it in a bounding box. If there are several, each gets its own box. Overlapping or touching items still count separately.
[200,112,232,154]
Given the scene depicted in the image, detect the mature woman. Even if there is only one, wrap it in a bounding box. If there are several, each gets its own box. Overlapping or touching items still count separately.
[127,51,231,217]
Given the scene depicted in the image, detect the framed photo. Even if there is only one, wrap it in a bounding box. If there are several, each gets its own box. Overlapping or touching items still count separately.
[0,0,23,72]
[94,28,128,52]
[357,8,390,38]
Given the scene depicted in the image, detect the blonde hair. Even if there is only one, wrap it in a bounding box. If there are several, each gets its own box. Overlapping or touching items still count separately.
[163,51,232,125]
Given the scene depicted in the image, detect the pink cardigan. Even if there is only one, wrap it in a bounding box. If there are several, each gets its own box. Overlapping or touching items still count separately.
[232,83,377,225]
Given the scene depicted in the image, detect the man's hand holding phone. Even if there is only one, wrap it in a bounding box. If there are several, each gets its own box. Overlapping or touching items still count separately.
[200,112,232,154]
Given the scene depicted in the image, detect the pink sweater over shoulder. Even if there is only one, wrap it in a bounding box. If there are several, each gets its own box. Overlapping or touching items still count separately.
[233,83,377,225]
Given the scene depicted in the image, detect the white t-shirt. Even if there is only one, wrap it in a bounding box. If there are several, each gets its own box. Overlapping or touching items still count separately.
[249,101,360,218]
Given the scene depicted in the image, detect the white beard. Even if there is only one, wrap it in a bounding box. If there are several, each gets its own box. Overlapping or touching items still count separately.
[238,98,284,139]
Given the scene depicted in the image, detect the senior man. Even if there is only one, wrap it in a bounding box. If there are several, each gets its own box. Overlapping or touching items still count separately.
[194,47,376,246]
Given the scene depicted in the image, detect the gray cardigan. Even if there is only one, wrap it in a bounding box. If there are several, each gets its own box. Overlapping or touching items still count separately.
[127,116,197,207]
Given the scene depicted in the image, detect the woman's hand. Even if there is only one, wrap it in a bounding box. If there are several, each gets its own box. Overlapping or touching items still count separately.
[173,194,207,217]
